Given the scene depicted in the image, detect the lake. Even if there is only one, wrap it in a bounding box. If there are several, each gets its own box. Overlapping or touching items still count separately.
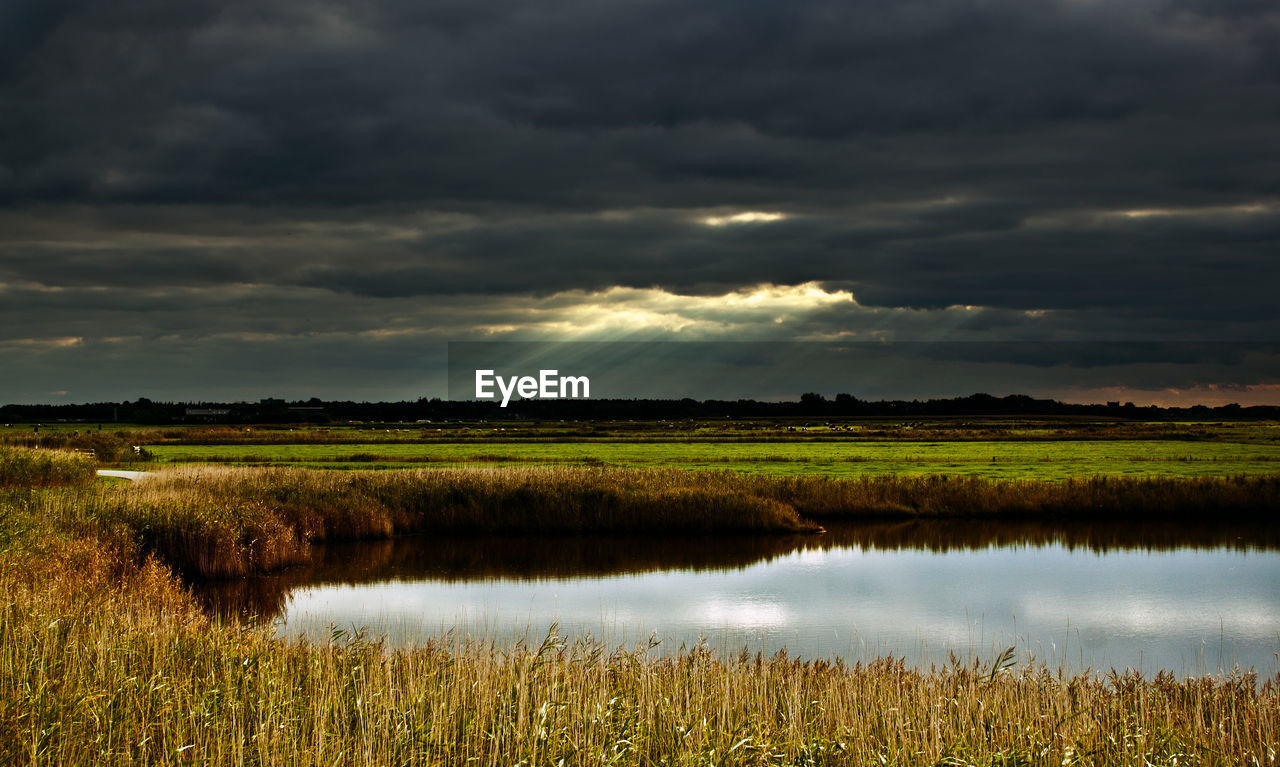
[200,520,1280,675]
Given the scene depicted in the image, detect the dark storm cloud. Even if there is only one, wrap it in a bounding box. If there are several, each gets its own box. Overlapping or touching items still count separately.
[1,0,1278,401]
[4,203,1277,333]
[4,0,1277,207]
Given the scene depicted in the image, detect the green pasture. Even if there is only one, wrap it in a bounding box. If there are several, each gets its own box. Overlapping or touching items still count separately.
[145,439,1280,479]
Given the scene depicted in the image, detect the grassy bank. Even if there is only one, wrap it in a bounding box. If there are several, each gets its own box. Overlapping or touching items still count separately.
[2,510,1276,766]
[94,466,819,577]
[747,472,1280,519]
[58,465,1280,579]
[0,446,96,488]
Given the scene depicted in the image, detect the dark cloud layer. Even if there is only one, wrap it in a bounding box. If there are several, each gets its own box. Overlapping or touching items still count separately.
[1,0,1277,401]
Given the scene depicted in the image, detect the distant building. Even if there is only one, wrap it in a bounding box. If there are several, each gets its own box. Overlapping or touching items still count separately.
[186,408,230,416]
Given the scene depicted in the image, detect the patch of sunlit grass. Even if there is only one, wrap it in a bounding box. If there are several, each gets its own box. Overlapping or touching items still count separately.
[0,447,96,488]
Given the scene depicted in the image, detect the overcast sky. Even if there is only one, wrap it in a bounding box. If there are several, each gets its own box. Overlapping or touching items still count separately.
[2,0,1277,404]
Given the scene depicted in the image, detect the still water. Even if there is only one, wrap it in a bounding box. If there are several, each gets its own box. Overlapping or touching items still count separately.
[204,521,1280,675]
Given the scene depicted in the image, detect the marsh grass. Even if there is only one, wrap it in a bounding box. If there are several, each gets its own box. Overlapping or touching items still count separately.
[111,466,815,577]
[747,472,1280,519]
[1,469,1277,765]
[1,431,145,463]
[83,466,1280,578]
[1,524,1276,766]
[0,447,96,488]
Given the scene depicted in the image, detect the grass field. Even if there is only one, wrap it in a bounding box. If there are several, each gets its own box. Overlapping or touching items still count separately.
[9,420,1280,479]
[145,438,1280,478]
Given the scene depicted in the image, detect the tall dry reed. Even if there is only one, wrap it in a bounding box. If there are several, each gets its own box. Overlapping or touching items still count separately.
[1,527,1275,766]
[113,466,815,577]
[92,466,1280,578]
[746,472,1280,519]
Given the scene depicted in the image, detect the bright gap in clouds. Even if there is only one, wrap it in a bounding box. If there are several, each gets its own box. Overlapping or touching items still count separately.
[1110,201,1275,219]
[699,211,788,226]
[476,282,856,337]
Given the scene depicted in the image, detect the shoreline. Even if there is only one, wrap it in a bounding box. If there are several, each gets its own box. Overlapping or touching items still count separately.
[118,464,1280,578]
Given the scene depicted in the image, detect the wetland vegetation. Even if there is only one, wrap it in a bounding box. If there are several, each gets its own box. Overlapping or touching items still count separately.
[16,460,1278,579]
[2,487,1276,766]
[0,445,96,488]
[1,416,1278,765]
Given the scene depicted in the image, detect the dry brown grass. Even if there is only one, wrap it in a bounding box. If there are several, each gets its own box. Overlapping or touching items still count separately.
[746,472,1280,519]
[108,466,815,577]
[75,466,1280,578]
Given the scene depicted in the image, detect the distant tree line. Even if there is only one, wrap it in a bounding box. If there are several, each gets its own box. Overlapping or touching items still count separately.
[0,392,1274,424]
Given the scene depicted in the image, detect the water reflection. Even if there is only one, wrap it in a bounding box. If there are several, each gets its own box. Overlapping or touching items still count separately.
[194,519,1280,674]
[198,519,1280,621]
[198,532,812,620]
